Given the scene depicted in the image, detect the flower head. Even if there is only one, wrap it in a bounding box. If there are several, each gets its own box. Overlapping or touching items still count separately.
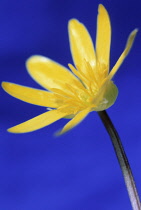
[2,4,137,135]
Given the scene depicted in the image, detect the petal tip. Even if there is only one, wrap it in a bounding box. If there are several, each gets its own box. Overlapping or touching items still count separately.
[1,81,6,89]
[131,28,138,36]
[1,81,11,92]
[54,128,68,137]
[26,55,46,69]
[7,128,17,134]
[98,4,109,19]
[7,125,26,133]
[26,56,36,70]
[98,4,106,12]
[54,130,62,137]
[126,28,138,50]
[68,19,80,29]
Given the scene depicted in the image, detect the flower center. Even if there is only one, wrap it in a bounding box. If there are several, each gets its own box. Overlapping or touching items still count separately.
[50,61,118,114]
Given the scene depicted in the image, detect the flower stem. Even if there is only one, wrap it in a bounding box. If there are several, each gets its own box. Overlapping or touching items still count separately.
[98,110,141,210]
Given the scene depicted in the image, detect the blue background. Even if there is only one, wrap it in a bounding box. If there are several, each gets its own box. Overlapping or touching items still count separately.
[1,0,141,209]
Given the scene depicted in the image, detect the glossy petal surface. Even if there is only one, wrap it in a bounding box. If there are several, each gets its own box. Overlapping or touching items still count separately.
[69,19,96,73]
[8,109,69,133]
[96,4,111,71]
[26,55,80,92]
[2,82,61,108]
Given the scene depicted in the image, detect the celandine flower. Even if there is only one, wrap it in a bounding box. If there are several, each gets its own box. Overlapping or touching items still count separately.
[2,4,137,135]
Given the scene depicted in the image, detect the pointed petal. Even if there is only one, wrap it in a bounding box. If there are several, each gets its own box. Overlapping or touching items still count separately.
[96,4,111,70]
[68,19,96,73]
[2,82,61,108]
[8,109,69,133]
[56,107,91,135]
[26,55,80,92]
[109,29,138,80]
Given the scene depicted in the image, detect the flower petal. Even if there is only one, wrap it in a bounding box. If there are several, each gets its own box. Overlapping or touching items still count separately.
[68,19,96,73]
[8,109,69,133]
[26,55,80,92]
[96,4,111,70]
[2,82,61,108]
[56,107,91,135]
[109,29,138,80]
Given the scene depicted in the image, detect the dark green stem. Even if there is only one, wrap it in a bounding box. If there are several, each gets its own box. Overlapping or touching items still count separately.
[98,110,141,210]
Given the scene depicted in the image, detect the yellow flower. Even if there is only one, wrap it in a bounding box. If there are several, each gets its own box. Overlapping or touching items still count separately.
[2,4,137,135]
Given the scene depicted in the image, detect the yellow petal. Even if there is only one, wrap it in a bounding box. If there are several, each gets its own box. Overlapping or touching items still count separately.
[8,109,69,133]
[68,19,96,73]
[109,29,138,80]
[56,107,91,135]
[2,82,61,108]
[26,55,80,92]
[96,4,111,71]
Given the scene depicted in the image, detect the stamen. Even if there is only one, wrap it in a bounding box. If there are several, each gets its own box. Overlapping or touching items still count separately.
[72,80,91,96]
[50,88,71,98]
[50,93,66,105]
[65,98,84,107]
[96,62,108,84]
[85,60,98,83]
[58,104,79,115]
[68,64,87,88]
[76,64,90,81]
[76,65,93,90]
[68,63,78,75]
[65,83,81,100]
[83,59,96,82]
